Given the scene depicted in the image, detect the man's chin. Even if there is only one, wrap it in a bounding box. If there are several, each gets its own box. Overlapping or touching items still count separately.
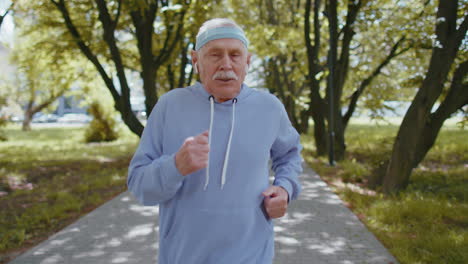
[208,85,240,100]
[212,80,241,90]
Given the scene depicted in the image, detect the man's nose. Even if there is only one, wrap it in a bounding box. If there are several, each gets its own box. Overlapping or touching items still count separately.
[219,54,233,70]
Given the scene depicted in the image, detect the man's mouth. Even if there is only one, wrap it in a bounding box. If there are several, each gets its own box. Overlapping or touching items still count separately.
[215,78,235,83]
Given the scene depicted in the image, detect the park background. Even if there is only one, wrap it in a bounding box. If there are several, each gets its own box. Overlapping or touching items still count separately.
[0,0,466,263]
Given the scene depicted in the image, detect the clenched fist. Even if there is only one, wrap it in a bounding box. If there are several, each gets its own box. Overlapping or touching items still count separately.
[262,186,289,219]
[175,131,210,176]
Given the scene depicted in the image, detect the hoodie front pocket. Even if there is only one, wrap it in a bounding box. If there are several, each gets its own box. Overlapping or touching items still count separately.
[161,206,274,263]
[256,202,274,233]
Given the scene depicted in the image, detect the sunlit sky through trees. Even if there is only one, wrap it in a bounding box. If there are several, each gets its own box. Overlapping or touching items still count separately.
[0,0,14,45]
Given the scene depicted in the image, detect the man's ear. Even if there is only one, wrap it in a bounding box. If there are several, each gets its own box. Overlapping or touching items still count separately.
[191,50,198,74]
[247,52,252,65]
[245,52,252,74]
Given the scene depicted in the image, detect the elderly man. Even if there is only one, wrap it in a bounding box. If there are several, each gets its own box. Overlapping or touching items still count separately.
[127,18,302,264]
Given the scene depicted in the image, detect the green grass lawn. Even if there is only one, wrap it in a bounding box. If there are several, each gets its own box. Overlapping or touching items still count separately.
[0,124,139,263]
[302,123,468,264]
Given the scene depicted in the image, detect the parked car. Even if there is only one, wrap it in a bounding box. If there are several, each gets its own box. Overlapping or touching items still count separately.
[33,114,60,123]
[10,115,24,123]
[57,113,92,123]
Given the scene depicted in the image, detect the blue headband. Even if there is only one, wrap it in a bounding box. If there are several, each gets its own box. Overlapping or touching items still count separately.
[195,26,249,51]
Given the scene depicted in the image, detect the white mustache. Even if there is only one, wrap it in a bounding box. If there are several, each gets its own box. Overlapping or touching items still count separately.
[212,71,238,81]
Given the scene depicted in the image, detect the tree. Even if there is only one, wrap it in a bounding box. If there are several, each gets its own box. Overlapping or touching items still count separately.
[11,0,222,136]
[382,0,467,193]
[6,6,96,131]
[303,0,413,160]
[229,0,420,159]
[47,0,187,136]
[227,0,310,134]
[9,29,86,131]
[304,0,327,155]
[39,0,220,137]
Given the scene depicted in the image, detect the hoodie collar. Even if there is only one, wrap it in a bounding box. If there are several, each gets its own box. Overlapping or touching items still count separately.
[191,81,253,105]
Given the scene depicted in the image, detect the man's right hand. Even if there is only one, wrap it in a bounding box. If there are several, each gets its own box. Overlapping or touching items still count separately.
[175,131,210,176]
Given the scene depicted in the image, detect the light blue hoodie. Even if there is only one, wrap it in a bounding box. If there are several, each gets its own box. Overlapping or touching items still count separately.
[127,82,302,264]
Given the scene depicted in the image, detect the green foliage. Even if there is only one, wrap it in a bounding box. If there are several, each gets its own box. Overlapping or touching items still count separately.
[303,124,468,264]
[85,102,118,143]
[0,125,138,255]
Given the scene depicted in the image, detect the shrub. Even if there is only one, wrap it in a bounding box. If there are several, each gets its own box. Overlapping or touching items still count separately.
[84,102,118,143]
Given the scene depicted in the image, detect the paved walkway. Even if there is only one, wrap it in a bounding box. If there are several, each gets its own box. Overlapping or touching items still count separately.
[10,165,398,264]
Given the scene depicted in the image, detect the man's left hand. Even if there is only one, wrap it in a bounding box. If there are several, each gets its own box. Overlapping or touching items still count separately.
[262,186,289,219]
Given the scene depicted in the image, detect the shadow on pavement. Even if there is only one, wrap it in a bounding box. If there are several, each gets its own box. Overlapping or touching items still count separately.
[10,164,398,264]
[10,193,160,264]
[272,165,397,263]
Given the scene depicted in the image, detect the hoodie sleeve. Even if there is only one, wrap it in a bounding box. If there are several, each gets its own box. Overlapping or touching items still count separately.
[270,104,303,202]
[127,95,185,206]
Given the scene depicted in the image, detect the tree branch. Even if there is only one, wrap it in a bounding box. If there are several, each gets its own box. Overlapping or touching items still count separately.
[50,0,120,103]
[343,36,409,127]
[160,13,186,63]
[94,0,131,100]
[177,41,190,88]
[336,0,362,96]
[431,59,468,123]
[455,13,468,48]
[113,0,123,30]
[0,3,13,29]
[304,0,314,80]
[154,7,187,66]
[435,0,458,47]
[31,88,66,114]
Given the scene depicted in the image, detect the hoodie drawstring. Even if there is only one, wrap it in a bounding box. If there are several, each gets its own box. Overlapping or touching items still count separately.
[221,98,237,189]
[205,96,215,190]
[204,96,237,190]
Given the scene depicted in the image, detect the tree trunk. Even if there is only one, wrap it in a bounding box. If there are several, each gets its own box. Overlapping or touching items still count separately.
[332,112,346,161]
[326,0,340,162]
[178,41,191,88]
[383,0,467,193]
[95,0,144,136]
[412,61,467,167]
[22,111,32,131]
[298,110,309,135]
[130,3,158,116]
[304,0,327,156]
[310,110,327,156]
[327,0,362,161]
